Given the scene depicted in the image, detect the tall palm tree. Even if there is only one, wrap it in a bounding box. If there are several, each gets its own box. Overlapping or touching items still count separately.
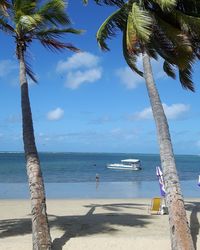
[0,0,81,249]
[84,0,197,249]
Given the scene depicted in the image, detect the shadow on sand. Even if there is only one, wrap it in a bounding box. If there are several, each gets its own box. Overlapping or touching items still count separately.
[185,201,200,250]
[0,202,152,249]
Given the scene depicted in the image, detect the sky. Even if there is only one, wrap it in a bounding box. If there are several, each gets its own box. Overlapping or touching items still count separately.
[0,1,200,154]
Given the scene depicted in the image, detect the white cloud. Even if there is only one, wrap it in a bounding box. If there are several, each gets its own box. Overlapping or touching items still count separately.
[116,55,165,90]
[116,66,143,89]
[0,60,17,77]
[56,52,100,71]
[132,103,190,120]
[47,108,64,121]
[56,52,102,89]
[134,107,153,120]
[162,103,190,119]
[66,68,102,89]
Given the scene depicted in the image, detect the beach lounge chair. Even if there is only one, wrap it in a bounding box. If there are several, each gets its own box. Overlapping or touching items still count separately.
[149,197,162,215]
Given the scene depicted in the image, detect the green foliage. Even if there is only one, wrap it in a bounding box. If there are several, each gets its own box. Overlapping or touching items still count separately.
[84,0,125,7]
[129,3,152,43]
[97,7,127,50]
[123,30,143,77]
[0,0,81,82]
[94,0,199,91]
[152,0,177,11]
[163,61,176,79]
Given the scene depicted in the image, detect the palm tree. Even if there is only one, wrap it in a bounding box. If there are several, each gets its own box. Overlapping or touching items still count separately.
[84,0,197,249]
[0,0,81,249]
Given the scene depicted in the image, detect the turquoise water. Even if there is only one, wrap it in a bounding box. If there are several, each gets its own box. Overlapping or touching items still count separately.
[0,152,199,198]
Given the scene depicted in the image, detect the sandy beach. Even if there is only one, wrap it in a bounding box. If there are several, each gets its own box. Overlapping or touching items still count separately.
[0,198,199,250]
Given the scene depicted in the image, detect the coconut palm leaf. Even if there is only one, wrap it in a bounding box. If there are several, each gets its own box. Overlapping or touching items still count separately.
[16,14,43,33]
[179,65,194,91]
[129,3,152,43]
[154,14,194,69]
[35,28,83,41]
[38,0,71,26]
[176,0,200,17]
[126,12,137,53]
[123,29,143,77]
[171,9,200,36]
[40,38,80,52]
[0,0,81,75]
[12,0,37,23]
[163,60,176,79]
[83,0,125,7]
[0,0,10,15]
[0,16,15,33]
[151,0,177,10]
[24,58,37,83]
[96,7,127,50]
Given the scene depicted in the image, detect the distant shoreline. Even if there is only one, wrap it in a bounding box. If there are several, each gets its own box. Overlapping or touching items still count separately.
[0,151,199,156]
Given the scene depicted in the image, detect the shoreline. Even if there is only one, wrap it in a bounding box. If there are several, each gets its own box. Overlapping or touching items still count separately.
[0,198,199,249]
[0,180,199,199]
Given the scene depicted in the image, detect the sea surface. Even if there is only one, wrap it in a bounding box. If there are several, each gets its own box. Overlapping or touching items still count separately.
[0,152,199,199]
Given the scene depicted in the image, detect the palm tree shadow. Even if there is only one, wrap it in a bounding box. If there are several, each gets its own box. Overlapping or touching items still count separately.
[52,202,151,250]
[185,201,200,250]
[0,202,152,250]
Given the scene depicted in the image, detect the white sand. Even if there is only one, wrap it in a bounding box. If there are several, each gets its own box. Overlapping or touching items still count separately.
[0,199,199,250]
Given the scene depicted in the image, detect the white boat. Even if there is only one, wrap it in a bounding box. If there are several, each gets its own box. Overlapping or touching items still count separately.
[107,159,142,170]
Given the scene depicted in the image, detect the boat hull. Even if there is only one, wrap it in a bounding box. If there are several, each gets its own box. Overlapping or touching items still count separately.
[107,164,141,171]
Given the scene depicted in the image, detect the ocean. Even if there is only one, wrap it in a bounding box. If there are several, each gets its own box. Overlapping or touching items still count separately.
[0,152,199,199]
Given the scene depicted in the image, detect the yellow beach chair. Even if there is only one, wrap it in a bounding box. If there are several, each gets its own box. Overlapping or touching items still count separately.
[149,197,162,215]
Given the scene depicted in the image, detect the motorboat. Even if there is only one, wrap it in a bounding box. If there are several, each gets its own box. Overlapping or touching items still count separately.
[107,159,142,170]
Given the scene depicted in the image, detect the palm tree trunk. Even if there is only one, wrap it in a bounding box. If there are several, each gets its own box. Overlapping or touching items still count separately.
[19,46,52,250]
[142,51,194,250]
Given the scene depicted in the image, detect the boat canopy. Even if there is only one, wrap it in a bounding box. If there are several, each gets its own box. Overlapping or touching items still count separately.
[121,159,140,163]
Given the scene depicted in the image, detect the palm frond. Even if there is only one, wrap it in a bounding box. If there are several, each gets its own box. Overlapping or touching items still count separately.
[163,60,176,79]
[0,16,15,33]
[96,7,127,50]
[13,0,37,23]
[130,3,152,43]
[0,0,10,15]
[123,31,143,77]
[24,56,37,83]
[126,12,137,53]
[17,14,43,32]
[154,13,194,69]
[179,65,194,91]
[0,0,9,7]
[152,0,177,11]
[38,0,70,26]
[94,0,125,7]
[176,0,200,17]
[147,49,158,60]
[171,9,200,36]
[40,38,81,52]
[36,28,83,39]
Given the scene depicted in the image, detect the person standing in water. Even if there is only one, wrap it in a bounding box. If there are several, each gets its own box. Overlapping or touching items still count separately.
[96,173,100,189]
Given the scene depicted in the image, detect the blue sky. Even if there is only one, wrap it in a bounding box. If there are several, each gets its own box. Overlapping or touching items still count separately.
[0,1,200,154]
